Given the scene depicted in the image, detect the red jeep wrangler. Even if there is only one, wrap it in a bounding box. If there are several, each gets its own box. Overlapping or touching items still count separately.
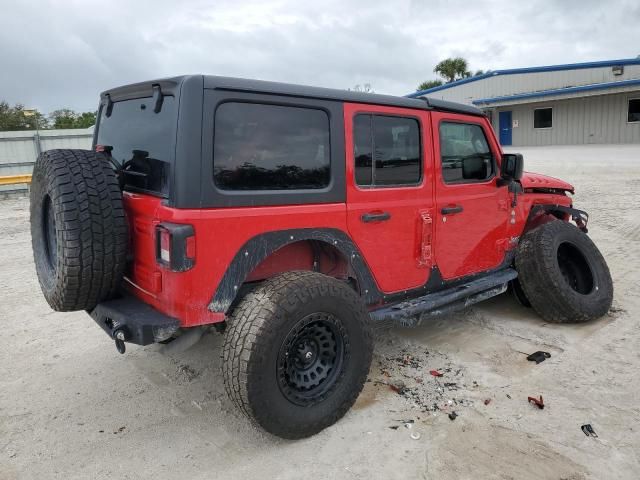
[30,75,613,439]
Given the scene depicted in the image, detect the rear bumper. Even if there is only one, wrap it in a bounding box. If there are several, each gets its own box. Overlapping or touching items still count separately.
[89,294,180,346]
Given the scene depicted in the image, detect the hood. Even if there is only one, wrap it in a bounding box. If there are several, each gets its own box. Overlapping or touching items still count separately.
[520,171,574,193]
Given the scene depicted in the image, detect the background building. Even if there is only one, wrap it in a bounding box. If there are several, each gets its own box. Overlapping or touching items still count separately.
[409,58,640,146]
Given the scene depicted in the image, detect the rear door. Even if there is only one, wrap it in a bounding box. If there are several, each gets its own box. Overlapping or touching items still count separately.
[344,103,434,294]
[431,112,510,280]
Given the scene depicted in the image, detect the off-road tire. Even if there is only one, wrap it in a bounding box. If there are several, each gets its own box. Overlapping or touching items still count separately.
[30,149,128,311]
[515,220,613,323]
[222,271,373,439]
[509,278,531,308]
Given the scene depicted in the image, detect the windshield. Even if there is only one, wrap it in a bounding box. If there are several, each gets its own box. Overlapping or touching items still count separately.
[95,95,177,197]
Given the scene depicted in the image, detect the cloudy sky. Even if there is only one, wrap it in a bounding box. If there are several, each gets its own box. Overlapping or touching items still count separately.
[1,0,639,113]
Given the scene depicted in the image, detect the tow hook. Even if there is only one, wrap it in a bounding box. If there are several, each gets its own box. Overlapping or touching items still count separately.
[114,329,127,354]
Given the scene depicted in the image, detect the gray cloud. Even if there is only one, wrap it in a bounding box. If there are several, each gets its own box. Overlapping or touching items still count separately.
[1,0,638,113]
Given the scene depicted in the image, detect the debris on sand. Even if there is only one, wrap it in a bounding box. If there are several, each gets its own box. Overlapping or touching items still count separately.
[373,346,476,414]
[484,399,492,406]
[526,351,551,364]
[528,395,545,409]
[448,411,458,421]
[174,363,199,383]
[581,424,598,437]
[430,370,443,377]
[389,379,407,394]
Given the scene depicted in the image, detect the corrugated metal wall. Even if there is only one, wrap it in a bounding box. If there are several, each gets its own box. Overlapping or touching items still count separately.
[0,129,93,194]
[490,92,640,146]
[426,65,640,104]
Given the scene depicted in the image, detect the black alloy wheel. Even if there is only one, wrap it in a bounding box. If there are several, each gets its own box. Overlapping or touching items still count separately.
[278,313,346,406]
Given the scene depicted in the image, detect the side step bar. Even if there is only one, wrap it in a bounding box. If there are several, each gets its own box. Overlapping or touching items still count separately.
[369,268,518,328]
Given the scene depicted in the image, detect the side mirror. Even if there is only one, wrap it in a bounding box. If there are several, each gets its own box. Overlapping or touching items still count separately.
[501,153,524,181]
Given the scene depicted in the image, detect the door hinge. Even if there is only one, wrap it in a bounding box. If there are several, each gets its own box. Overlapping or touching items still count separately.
[418,211,433,267]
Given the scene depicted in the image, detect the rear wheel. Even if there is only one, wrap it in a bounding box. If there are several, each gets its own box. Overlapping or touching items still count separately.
[222,271,373,439]
[515,220,613,323]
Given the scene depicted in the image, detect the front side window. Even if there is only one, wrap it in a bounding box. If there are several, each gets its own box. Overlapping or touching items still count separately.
[534,107,553,128]
[439,122,494,184]
[628,98,640,123]
[214,102,330,190]
[353,114,421,187]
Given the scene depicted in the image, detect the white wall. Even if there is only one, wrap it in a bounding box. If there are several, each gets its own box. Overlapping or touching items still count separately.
[490,92,640,146]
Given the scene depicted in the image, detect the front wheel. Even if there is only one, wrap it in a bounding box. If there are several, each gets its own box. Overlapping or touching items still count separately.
[222,271,373,439]
[515,220,613,323]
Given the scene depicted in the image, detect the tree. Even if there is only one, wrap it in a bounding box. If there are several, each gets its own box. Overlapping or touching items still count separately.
[417,79,443,91]
[49,109,96,129]
[434,57,472,83]
[0,102,48,131]
[75,111,97,128]
[0,101,96,131]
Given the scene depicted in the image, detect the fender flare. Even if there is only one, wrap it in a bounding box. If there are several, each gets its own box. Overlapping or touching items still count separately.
[527,204,589,233]
[208,228,382,313]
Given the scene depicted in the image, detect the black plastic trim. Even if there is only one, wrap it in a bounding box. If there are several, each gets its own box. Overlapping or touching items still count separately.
[172,75,204,208]
[89,294,180,346]
[370,268,517,327]
[528,204,589,232]
[208,228,380,313]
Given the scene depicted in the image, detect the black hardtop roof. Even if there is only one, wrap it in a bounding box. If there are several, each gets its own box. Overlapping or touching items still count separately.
[100,74,484,117]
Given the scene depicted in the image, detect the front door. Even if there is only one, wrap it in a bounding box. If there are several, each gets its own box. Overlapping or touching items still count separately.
[432,113,510,280]
[498,111,512,146]
[344,103,434,294]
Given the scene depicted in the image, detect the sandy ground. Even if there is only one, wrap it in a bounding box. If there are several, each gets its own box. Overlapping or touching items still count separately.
[1,144,639,480]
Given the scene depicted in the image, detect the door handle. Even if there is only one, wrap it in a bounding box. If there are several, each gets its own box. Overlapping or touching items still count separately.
[361,212,391,223]
[441,205,463,215]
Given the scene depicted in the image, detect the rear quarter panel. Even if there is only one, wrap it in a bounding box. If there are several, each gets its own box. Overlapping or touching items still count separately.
[124,192,348,326]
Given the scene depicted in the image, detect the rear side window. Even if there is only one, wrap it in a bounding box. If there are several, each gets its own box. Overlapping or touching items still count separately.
[439,122,494,184]
[213,102,330,190]
[354,114,421,187]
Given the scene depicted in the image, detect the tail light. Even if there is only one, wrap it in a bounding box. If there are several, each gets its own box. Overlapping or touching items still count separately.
[155,223,195,272]
[95,144,113,154]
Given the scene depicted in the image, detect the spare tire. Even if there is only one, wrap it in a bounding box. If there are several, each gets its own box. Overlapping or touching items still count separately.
[515,220,613,323]
[30,149,128,311]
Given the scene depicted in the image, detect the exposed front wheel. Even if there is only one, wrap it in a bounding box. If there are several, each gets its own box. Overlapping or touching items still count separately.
[515,220,613,323]
[222,271,373,439]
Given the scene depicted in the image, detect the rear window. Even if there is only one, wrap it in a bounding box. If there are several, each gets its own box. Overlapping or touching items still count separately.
[95,96,177,196]
[213,102,330,190]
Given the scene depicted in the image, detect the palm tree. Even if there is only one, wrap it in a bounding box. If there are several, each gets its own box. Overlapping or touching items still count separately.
[416,79,443,91]
[434,57,472,83]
